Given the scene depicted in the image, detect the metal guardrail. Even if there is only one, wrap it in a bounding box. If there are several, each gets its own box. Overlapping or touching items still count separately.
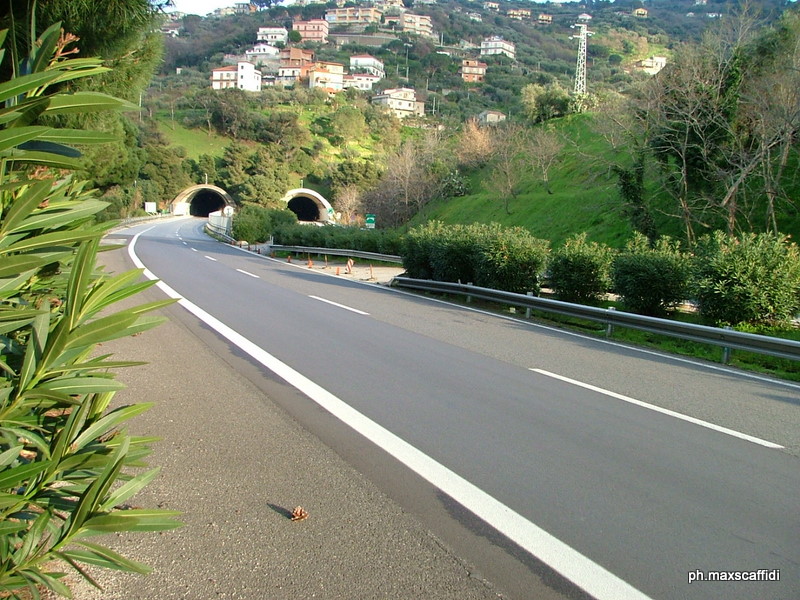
[392,277,800,362]
[270,245,403,264]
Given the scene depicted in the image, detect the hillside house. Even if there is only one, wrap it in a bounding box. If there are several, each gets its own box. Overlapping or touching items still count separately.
[372,87,425,119]
[477,110,506,124]
[384,13,434,37]
[293,19,329,44]
[538,13,553,25]
[506,8,531,21]
[234,2,256,14]
[635,56,667,75]
[257,27,288,44]
[480,36,515,60]
[484,2,499,11]
[325,7,383,26]
[633,7,648,18]
[460,59,487,83]
[245,43,280,65]
[350,54,385,78]
[210,61,262,92]
[276,48,315,85]
[468,12,482,22]
[308,61,345,92]
[343,73,381,91]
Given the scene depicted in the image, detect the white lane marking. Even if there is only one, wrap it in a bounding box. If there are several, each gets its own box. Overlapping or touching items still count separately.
[531,369,784,449]
[205,256,217,262]
[191,248,197,252]
[309,295,369,315]
[128,230,653,600]
[236,269,259,279]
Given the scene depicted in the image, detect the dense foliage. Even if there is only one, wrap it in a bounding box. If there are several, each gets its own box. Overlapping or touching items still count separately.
[692,231,800,326]
[402,222,548,294]
[0,22,179,599]
[548,233,614,304]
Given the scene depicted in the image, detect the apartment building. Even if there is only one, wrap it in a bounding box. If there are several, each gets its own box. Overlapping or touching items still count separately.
[383,13,433,37]
[308,61,345,92]
[293,19,329,44]
[257,26,288,44]
[349,54,385,78]
[460,59,487,83]
[372,87,425,119]
[480,36,516,60]
[343,73,381,91]
[325,7,383,26]
[210,61,262,92]
[506,8,531,21]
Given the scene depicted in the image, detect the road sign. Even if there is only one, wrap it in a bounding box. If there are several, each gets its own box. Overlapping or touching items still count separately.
[365,214,376,229]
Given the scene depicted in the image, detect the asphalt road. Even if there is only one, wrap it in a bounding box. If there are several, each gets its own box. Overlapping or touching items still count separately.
[76,217,799,600]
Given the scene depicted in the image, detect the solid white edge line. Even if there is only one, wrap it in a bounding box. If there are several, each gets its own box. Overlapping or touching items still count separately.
[127,228,653,600]
[531,369,784,449]
[236,269,259,279]
[309,295,369,315]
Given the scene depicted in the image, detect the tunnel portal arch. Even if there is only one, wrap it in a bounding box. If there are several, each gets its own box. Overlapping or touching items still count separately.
[281,188,335,224]
[171,185,235,217]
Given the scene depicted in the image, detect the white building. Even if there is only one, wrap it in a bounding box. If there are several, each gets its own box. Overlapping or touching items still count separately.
[210,61,262,92]
[308,61,345,92]
[343,73,381,91]
[257,26,289,45]
[372,87,425,119]
[245,43,280,64]
[480,36,516,60]
[349,54,385,78]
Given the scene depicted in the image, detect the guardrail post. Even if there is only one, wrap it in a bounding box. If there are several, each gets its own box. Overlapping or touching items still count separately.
[722,325,732,364]
[466,283,473,304]
[526,292,533,318]
[606,307,616,338]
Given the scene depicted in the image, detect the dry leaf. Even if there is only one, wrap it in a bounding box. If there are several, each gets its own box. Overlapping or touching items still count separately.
[291,506,308,521]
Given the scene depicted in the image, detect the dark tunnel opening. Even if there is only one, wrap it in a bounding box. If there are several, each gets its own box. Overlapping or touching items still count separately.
[287,196,321,222]
[190,190,226,217]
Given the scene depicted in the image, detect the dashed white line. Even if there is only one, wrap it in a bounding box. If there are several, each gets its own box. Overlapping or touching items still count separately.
[128,228,653,600]
[531,369,784,449]
[309,295,369,315]
[236,269,259,279]
[191,248,197,252]
[204,256,217,262]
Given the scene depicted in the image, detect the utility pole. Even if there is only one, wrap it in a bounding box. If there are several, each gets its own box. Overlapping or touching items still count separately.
[570,22,593,97]
[404,43,412,80]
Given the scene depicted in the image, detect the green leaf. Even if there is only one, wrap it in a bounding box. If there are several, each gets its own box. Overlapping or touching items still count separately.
[37,375,126,396]
[0,520,28,536]
[98,468,161,511]
[44,92,137,115]
[0,72,60,105]
[83,509,182,533]
[71,404,152,451]
[1,148,83,170]
[60,541,151,574]
[0,126,52,153]
[64,312,139,350]
[0,254,52,277]
[0,227,104,254]
[0,445,23,467]
[0,179,53,235]
[37,129,117,145]
[0,461,50,492]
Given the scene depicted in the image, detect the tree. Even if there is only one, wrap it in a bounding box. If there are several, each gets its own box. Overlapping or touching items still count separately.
[334,185,363,224]
[528,128,564,193]
[521,82,572,123]
[485,123,530,215]
[455,119,494,168]
[288,29,302,44]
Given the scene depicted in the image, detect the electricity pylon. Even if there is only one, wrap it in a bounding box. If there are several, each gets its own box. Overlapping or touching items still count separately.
[570,23,593,96]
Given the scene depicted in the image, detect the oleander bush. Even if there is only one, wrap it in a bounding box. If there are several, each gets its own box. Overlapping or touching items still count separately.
[612,233,691,316]
[403,222,549,294]
[0,23,180,599]
[692,231,800,326]
[272,222,404,255]
[231,204,296,243]
[548,233,615,304]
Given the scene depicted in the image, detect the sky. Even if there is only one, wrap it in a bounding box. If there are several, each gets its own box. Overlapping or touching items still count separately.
[165,0,566,17]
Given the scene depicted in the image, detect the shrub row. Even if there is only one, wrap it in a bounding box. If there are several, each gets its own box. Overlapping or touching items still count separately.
[272,222,405,255]
[548,231,800,326]
[402,222,550,294]
[231,204,297,243]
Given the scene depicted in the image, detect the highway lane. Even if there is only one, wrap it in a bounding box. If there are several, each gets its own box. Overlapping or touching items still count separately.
[116,218,799,600]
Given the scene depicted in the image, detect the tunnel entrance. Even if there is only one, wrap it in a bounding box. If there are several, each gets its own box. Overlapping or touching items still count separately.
[190,189,227,217]
[287,196,322,222]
